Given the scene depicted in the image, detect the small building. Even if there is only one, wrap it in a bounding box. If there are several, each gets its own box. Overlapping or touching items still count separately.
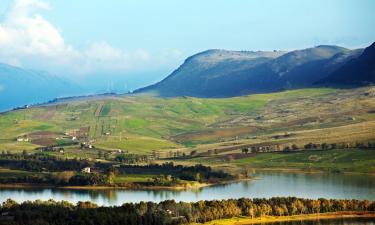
[81,167,91,173]
[16,136,29,142]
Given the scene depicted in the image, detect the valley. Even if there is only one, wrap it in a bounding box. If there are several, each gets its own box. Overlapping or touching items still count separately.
[0,86,374,192]
[0,1,374,224]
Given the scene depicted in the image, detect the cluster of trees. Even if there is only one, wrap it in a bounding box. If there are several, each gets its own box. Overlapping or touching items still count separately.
[239,141,375,155]
[149,174,182,186]
[287,142,375,151]
[0,197,374,225]
[118,162,233,182]
[0,171,109,186]
[0,152,114,186]
[114,154,149,164]
[0,153,93,172]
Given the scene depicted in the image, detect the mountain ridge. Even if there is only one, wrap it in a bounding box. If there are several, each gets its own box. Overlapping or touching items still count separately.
[135,43,374,97]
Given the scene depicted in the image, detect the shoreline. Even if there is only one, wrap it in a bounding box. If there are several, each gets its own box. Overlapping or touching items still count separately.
[194,211,375,225]
[250,167,375,176]
[0,180,225,191]
[0,176,252,191]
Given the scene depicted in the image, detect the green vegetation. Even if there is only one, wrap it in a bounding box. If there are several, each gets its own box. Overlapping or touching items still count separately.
[0,152,231,187]
[95,136,179,154]
[0,87,374,181]
[113,174,155,183]
[1,197,374,225]
[0,168,34,178]
[235,149,375,173]
[99,103,111,116]
[0,88,339,155]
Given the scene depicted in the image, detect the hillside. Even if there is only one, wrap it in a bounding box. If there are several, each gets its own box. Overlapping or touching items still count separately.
[318,42,375,86]
[135,49,286,97]
[0,63,84,111]
[1,86,374,158]
[134,44,373,97]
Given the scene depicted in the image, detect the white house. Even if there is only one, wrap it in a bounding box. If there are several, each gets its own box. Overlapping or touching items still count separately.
[81,167,91,173]
[17,137,29,142]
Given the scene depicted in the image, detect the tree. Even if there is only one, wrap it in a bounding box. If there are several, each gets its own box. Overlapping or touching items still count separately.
[195,173,202,182]
[260,203,272,216]
[2,198,17,209]
[52,171,76,184]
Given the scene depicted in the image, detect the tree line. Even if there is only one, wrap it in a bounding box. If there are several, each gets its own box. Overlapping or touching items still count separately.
[118,162,233,182]
[0,152,93,172]
[0,170,109,186]
[0,153,231,186]
[0,197,374,225]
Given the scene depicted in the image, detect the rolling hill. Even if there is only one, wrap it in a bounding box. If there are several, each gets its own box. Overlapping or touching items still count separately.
[135,43,375,97]
[1,86,375,156]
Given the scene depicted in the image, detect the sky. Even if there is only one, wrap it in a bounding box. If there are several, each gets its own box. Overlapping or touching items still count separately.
[0,0,374,86]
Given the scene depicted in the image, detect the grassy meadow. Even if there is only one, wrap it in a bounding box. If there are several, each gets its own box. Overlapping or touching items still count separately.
[235,149,375,173]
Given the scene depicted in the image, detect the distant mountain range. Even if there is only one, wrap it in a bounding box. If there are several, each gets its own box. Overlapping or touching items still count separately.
[0,63,84,111]
[1,42,374,111]
[135,42,375,97]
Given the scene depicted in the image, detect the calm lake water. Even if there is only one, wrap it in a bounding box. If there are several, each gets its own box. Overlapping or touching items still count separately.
[1,172,374,206]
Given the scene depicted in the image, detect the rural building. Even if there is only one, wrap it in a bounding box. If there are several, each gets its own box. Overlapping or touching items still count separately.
[16,136,29,142]
[81,167,91,173]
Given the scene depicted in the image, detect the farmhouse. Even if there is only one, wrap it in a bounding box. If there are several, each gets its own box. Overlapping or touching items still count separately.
[16,136,29,142]
[81,167,91,173]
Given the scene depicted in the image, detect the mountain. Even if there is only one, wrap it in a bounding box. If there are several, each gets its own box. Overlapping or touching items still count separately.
[0,63,84,111]
[135,49,286,97]
[134,45,367,97]
[317,42,375,86]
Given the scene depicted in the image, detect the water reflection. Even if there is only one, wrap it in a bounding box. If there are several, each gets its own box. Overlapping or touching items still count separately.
[0,172,374,206]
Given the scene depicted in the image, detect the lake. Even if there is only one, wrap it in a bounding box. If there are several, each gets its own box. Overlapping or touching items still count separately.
[1,171,374,206]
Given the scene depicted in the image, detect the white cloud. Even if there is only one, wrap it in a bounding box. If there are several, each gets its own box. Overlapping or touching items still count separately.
[0,0,181,76]
[0,0,77,64]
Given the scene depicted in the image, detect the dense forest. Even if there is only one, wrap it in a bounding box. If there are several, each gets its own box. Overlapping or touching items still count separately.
[0,197,373,225]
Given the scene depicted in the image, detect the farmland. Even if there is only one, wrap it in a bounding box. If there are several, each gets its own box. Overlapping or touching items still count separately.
[0,86,374,168]
[235,149,375,173]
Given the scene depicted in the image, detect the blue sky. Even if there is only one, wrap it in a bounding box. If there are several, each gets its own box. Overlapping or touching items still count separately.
[44,0,375,51]
[0,0,374,85]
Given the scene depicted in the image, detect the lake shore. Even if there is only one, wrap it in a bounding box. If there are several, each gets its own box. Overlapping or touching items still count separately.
[194,211,375,225]
[0,179,241,191]
[0,182,206,190]
[252,167,375,175]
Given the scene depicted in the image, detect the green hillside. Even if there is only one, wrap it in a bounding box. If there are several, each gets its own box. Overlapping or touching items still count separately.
[0,87,374,156]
